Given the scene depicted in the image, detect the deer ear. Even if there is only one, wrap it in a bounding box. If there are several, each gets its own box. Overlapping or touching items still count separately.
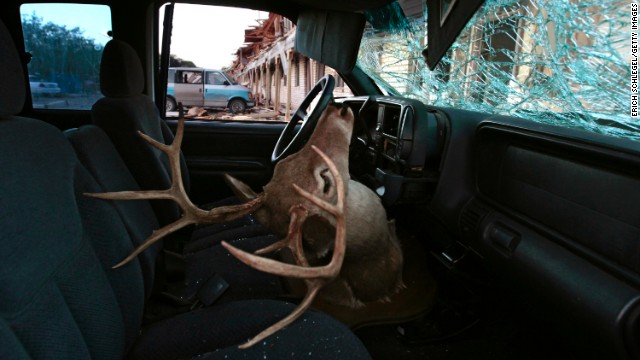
[224,173,259,201]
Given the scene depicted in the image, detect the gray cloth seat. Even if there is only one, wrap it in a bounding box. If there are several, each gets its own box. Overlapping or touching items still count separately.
[0,19,371,359]
[92,39,189,229]
[91,39,283,304]
[67,124,284,305]
[65,124,162,299]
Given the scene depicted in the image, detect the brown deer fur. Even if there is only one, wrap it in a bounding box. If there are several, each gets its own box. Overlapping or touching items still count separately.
[226,102,404,307]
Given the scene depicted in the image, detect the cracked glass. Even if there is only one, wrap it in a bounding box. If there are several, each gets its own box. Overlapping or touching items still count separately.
[359,0,635,140]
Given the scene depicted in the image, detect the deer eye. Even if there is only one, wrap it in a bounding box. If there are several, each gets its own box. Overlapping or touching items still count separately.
[320,168,333,194]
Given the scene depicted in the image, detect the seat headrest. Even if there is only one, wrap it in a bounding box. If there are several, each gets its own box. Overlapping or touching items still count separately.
[0,19,26,117]
[100,39,144,97]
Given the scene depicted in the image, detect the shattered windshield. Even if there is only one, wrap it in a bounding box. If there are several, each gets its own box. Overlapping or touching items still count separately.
[359,0,635,140]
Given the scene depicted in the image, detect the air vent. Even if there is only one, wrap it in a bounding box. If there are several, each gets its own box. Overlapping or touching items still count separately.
[459,198,490,242]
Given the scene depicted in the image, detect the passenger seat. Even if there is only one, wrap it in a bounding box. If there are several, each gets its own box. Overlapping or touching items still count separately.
[91,39,190,229]
[65,125,161,300]
[66,124,284,305]
[91,38,282,304]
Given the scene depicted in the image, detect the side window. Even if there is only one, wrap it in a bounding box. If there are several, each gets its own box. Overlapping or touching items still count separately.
[206,72,227,85]
[176,70,203,84]
[160,4,352,120]
[20,3,112,110]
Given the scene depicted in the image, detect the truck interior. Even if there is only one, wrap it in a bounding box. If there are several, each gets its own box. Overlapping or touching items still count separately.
[1,0,638,359]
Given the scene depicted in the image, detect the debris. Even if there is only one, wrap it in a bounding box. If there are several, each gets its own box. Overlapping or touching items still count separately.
[186,107,208,117]
[184,106,284,122]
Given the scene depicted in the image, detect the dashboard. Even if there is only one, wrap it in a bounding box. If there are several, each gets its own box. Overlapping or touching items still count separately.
[337,96,449,206]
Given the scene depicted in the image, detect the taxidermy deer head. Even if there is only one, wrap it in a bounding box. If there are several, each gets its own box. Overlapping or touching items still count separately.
[88,102,404,348]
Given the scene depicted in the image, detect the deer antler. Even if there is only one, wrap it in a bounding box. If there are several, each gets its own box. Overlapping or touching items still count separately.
[87,115,350,349]
[86,117,263,268]
[221,145,346,349]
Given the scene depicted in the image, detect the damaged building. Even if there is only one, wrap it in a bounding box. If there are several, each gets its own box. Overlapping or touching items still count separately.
[226,13,352,119]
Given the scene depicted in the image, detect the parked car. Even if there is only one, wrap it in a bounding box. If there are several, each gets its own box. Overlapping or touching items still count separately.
[166,67,255,113]
[28,74,61,96]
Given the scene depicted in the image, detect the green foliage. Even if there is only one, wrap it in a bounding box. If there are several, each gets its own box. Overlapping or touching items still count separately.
[21,13,103,93]
[169,54,197,67]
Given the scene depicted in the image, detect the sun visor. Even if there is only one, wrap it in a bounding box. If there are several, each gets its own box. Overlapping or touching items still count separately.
[295,10,365,73]
[424,0,485,70]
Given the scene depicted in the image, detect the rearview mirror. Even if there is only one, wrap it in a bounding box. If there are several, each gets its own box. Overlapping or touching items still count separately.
[424,0,485,69]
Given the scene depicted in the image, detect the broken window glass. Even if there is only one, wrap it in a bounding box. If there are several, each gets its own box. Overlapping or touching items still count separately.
[359,0,635,140]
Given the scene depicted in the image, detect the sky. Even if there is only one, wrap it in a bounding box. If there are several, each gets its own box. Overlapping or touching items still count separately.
[21,3,113,45]
[20,3,268,69]
[160,4,268,69]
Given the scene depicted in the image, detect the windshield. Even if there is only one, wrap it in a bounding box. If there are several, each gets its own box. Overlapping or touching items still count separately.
[359,0,634,140]
[224,72,239,85]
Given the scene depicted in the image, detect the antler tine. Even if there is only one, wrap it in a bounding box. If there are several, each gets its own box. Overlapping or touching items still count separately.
[136,105,185,151]
[238,281,322,349]
[221,145,346,279]
[86,117,195,210]
[295,145,345,214]
[87,113,266,268]
[110,195,264,268]
[112,216,193,268]
[221,146,346,348]
[86,189,176,201]
[94,188,262,269]
[291,145,346,274]
[254,206,308,265]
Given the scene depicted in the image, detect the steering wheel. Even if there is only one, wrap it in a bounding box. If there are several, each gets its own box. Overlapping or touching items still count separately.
[271,74,335,163]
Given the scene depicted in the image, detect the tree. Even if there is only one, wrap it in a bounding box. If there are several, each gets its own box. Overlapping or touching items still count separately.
[21,13,103,93]
[169,54,197,67]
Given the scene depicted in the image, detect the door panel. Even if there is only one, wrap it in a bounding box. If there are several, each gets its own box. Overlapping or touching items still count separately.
[423,107,640,360]
[168,119,287,205]
[203,71,228,107]
[174,69,204,106]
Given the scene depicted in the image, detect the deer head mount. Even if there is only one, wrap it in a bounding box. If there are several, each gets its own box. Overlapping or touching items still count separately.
[88,102,404,348]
